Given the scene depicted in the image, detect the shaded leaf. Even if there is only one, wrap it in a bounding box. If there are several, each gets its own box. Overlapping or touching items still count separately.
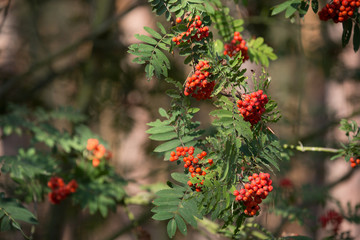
[167,218,177,238]
[342,19,353,48]
[152,212,174,220]
[175,214,187,235]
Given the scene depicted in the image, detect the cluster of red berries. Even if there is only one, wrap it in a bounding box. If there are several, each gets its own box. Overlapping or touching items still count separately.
[319,210,343,235]
[223,32,249,60]
[170,146,213,192]
[172,15,209,45]
[237,90,268,126]
[48,177,78,204]
[318,0,360,23]
[86,138,112,167]
[233,172,273,216]
[350,156,360,168]
[184,60,215,100]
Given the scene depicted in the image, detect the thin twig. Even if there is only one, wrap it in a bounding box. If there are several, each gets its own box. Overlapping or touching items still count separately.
[283,144,340,153]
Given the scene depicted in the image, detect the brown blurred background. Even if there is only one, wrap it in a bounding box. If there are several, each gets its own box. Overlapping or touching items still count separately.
[0,0,359,239]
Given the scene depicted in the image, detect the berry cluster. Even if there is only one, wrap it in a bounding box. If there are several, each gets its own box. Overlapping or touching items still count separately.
[172,15,209,45]
[170,146,213,192]
[86,138,112,167]
[350,156,360,168]
[318,0,360,23]
[319,210,343,235]
[184,60,215,100]
[233,172,273,216]
[237,90,268,126]
[224,32,249,60]
[48,177,78,204]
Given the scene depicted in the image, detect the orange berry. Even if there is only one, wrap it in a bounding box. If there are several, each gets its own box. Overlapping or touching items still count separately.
[94,144,106,158]
[86,138,99,151]
[176,17,182,23]
[92,158,100,167]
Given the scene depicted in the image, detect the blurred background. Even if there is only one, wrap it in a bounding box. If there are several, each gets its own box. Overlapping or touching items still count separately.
[0,0,359,239]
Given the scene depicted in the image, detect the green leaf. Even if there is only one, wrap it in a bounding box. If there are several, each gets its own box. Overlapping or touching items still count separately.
[135,34,158,45]
[156,188,184,198]
[188,0,204,3]
[152,212,174,220]
[157,22,166,35]
[253,37,264,48]
[149,132,177,141]
[153,139,182,152]
[155,48,170,68]
[145,64,155,79]
[210,109,233,117]
[285,4,297,18]
[182,200,203,219]
[234,116,253,139]
[0,197,38,227]
[353,23,360,52]
[159,108,169,118]
[153,198,181,206]
[179,207,197,227]
[204,1,215,14]
[212,117,233,126]
[146,125,174,134]
[311,0,318,13]
[171,172,189,185]
[147,119,171,127]
[342,19,353,48]
[99,204,108,218]
[152,205,179,213]
[167,218,177,238]
[175,214,187,235]
[144,26,162,39]
[271,1,292,16]
[0,216,11,231]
